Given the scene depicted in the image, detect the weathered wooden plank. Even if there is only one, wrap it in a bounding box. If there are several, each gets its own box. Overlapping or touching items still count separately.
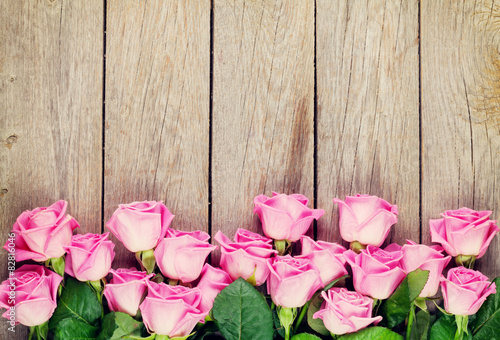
[105,0,210,268]
[421,0,500,278]
[316,0,420,246]
[0,0,103,337]
[212,0,315,261]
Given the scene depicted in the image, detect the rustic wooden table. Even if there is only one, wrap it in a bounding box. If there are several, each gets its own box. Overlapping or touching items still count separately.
[1,1,499,338]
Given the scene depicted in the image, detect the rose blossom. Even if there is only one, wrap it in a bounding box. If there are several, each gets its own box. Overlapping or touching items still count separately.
[139,281,207,338]
[214,229,277,286]
[0,265,62,326]
[440,267,496,315]
[429,207,499,258]
[313,288,382,335]
[253,192,324,242]
[344,245,406,299]
[103,268,154,316]
[3,200,79,262]
[333,194,398,247]
[64,232,115,281]
[155,229,216,283]
[400,241,451,297]
[106,201,174,252]
[297,236,347,286]
[196,264,233,312]
[267,255,322,308]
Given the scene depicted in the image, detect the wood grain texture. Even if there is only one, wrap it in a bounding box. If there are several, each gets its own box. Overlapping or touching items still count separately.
[421,0,500,277]
[212,0,315,262]
[105,0,210,268]
[0,0,103,337]
[316,0,420,245]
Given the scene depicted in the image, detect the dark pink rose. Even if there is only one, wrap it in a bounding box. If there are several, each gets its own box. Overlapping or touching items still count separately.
[313,287,382,335]
[3,200,79,262]
[297,236,347,286]
[440,267,496,315]
[267,255,322,308]
[103,268,154,316]
[254,192,324,242]
[214,229,277,286]
[139,281,207,337]
[0,265,62,326]
[344,245,406,299]
[64,232,115,281]
[106,201,174,252]
[196,264,233,312]
[154,229,216,283]
[401,241,451,297]
[333,194,398,247]
[430,207,499,258]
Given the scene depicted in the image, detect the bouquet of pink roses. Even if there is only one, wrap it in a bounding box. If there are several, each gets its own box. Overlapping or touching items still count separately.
[1,193,499,340]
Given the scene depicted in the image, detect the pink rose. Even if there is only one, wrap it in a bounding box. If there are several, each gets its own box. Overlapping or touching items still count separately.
[64,232,115,281]
[214,229,277,286]
[103,268,154,316]
[3,200,79,262]
[400,241,451,297]
[155,229,216,283]
[253,192,324,242]
[344,245,406,299]
[297,236,348,286]
[196,264,233,312]
[430,207,499,258]
[440,267,496,315]
[313,288,382,335]
[139,281,207,337]
[267,255,322,308]
[0,265,62,326]
[333,194,398,247]
[106,201,174,252]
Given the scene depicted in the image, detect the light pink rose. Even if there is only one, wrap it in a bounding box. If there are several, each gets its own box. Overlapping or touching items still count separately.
[441,267,496,315]
[430,207,499,258]
[155,229,216,283]
[64,232,115,281]
[103,268,154,316]
[106,201,174,252]
[400,241,451,297]
[196,264,233,312]
[253,192,324,242]
[139,281,207,337]
[214,229,277,286]
[267,255,323,308]
[333,194,398,247]
[344,245,406,299]
[313,287,382,335]
[3,200,79,262]
[297,236,347,286]
[0,265,62,326]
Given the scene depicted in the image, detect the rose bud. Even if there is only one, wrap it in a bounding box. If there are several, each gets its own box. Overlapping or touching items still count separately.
[155,229,216,283]
[313,287,382,335]
[106,201,174,252]
[0,265,62,326]
[196,264,233,312]
[333,194,398,247]
[64,232,115,281]
[3,200,79,262]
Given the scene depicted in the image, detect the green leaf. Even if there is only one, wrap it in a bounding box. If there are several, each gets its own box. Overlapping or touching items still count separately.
[380,269,429,329]
[430,314,456,340]
[98,312,146,340]
[338,326,403,339]
[471,277,500,339]
[49,278,102,331]
[306,293,330,336]
[212,278,273,340]
[291,333,323,340]
[322,275,349,292]
[410,309,431,340]
[53,318,99,340]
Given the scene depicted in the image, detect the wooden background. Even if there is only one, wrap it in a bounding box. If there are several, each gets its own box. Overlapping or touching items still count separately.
[1,0,500,337]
